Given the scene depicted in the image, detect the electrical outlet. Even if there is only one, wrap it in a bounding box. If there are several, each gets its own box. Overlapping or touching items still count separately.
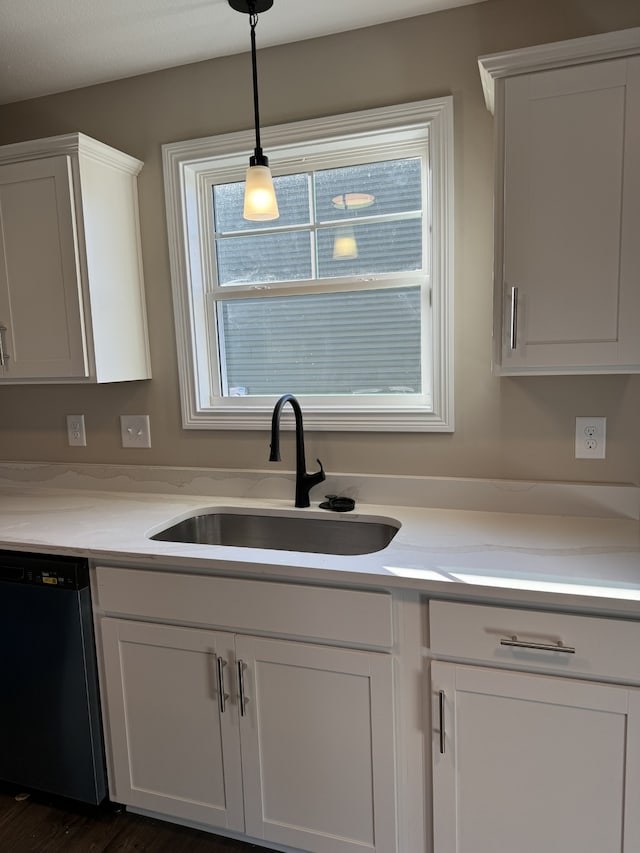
[66,414,86,447]
[575,416,606,459]
[120,415,151,448]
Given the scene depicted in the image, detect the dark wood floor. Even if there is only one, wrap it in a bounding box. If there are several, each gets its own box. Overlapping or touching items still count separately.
[0,787,263,853]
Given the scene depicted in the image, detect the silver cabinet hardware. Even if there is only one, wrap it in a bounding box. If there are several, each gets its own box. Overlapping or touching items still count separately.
[509,286,518,350]
[0,325,8,368]
[216,655,229,714]
[237,659,247,717]
[439,690,446,755]
[500,635,576,654]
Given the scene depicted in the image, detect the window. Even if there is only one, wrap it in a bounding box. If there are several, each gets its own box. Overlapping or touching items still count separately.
[163,98,453,431]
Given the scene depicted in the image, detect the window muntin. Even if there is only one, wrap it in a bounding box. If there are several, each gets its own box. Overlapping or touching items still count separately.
[213,157,424,287]
[162,98,454,431]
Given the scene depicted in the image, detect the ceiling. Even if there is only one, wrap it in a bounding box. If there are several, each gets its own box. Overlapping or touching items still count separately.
[0,0,485,106]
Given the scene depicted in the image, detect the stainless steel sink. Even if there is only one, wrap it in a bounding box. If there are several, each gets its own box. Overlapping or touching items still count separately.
[150,510,399,556]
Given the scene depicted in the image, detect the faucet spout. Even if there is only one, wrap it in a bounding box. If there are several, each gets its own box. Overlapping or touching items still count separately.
[269,394,326,508]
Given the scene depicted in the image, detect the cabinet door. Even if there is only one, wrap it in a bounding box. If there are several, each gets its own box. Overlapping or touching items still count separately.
[235,636,397,853]
[0,156,88,379]
[100,618,244,831]
[431,661,640,853]
[500,56,640,373]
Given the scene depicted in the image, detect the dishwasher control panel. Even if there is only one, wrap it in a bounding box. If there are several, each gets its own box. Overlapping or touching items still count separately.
[0,549,89,589]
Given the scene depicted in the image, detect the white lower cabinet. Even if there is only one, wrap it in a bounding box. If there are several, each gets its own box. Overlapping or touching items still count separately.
[430,661,640,853]
[100,619,244,830]
[99,616,396,853]
[237,634,396,853]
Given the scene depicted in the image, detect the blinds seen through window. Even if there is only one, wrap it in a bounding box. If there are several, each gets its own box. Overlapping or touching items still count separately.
[215,286,423,397]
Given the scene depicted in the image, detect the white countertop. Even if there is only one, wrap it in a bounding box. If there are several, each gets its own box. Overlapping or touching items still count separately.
[0,463,639,618]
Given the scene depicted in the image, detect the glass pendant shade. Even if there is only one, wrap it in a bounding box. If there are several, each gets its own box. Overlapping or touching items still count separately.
[244,163,279,221]
[333,227,358,260]
[228,0,279,221]
[331,191,372,259]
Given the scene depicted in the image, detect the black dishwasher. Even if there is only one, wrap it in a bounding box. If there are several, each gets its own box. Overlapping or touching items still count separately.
[0,549,107,804]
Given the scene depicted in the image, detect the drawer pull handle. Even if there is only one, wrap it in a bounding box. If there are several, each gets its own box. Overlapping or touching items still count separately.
[500,635,576,654]
[216,655,229,714]
[439,690,446,755]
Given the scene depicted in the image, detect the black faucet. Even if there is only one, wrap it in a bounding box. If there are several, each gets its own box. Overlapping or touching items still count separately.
[269,394,325,508]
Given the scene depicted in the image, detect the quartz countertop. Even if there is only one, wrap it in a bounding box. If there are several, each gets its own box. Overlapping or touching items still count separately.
[0,463,639,618]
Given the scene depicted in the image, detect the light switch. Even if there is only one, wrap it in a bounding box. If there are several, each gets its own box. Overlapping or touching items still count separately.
[120,415,151,448]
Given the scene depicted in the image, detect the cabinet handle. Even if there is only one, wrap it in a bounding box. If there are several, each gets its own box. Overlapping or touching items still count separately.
[509,286,518,350]
[237,659,247,717]
[0,325,8,368]
[438,690,445,755]
[500,635,576,654]
[216,655,229,714]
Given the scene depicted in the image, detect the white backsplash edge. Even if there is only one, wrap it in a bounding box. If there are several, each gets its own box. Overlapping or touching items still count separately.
[0,461,637,520]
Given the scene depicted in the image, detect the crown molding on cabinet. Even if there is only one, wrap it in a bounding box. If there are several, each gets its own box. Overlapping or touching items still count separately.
[479,26,640,114]
[0,132,142,175]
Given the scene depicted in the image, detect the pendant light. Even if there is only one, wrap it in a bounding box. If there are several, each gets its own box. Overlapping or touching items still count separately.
[332,192,375,260]
[333,227,359,260]
[228,0,279,221]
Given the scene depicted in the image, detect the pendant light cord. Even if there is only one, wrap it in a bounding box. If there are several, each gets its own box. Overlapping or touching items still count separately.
[248,4,266,165]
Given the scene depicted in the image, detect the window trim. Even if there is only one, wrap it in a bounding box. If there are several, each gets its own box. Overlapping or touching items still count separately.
[162,97,454,432]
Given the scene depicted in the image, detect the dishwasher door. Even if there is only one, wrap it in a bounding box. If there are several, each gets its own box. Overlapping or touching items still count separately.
[0,567,107,804]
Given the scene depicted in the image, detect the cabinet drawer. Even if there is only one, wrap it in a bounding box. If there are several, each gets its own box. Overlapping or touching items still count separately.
[94,566,393,649]
[429,600,640,684]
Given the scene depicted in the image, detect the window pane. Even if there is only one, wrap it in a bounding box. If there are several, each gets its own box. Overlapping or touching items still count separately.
[216,231,312,285]
[317,218,423,278]
[216,287,422,396]
[213,173,310,233]
[314,159,422,221]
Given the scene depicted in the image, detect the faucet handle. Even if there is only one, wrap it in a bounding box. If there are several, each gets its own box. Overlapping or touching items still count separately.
[306,459,326,488]
[296,458,326,508]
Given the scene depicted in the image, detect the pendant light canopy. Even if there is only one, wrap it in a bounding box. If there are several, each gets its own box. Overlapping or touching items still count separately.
[331,193,375,211]
[229,0,279,221]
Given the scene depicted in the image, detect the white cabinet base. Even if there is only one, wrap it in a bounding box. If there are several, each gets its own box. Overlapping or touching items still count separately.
[100,618,244,831]
[431,661,640,853]
[96,569,399,853]
[237,635,396,853]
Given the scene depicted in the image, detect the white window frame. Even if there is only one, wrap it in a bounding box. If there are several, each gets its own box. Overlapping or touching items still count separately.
[162,97,454,432]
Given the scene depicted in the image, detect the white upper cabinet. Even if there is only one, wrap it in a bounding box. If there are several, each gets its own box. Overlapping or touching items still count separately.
[0,133,151,383]
[479,28,640,374]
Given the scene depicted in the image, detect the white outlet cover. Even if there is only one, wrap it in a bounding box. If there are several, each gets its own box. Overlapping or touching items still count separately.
[66,414,86,447]
[575,416,606,460]
[120,414,151,448]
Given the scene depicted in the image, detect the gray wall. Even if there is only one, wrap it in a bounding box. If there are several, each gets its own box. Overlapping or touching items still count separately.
[1,0,639,484]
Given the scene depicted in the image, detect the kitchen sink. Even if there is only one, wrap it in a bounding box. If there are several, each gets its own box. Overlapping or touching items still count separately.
[150,510,399,556]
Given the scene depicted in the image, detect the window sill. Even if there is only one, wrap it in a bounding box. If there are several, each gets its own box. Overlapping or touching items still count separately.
[181,406,453,432]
